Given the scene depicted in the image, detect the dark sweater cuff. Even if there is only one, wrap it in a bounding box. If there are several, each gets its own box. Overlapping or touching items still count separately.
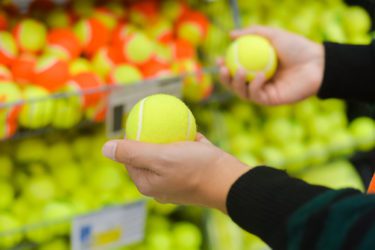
[226,166,329,250]
[318,42,375,102]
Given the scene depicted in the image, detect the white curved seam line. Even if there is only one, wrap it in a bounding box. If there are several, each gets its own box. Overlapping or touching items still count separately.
[136,98,146,141]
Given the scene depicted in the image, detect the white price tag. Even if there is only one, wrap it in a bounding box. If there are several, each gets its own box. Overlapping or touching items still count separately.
[106,76,183,138]
[71,201,146,250]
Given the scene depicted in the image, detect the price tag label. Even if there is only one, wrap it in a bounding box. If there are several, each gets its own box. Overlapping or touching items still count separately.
[106,76,183,138]
[71,201,147,250]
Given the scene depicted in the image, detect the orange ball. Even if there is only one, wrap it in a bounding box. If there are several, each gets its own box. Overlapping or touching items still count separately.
[74,18,111,56]
[0,12,8,30]
[111,22,136,46]
[68,72,104,109]
[176,11,209,46]
[34,55,70,92]
[0,65,12,81]
[11,54,36,85]
[170,39,196,60]
[129,1,158,26]
[47,28,82,59]
[141,59,172,79]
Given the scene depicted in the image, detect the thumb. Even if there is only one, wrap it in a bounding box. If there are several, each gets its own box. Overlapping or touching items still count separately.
[196,133,213,145]
[102,139,163,170]
[231,25,278,41]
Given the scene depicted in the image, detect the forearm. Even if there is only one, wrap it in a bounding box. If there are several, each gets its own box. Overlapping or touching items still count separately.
[227,167,366,249]
[318,42,375,102]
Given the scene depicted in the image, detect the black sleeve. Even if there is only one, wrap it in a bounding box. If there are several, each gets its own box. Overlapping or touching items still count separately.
[226,166,365,250]
[318,42,375,102]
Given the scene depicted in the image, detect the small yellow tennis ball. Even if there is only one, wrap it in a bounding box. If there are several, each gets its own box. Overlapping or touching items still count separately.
[126,94,197,143]
[109,64,143,85]
[19,85,54,129]
[225,35,278,81]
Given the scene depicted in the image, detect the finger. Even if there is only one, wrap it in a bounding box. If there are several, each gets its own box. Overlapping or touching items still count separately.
[216,57,225,67]
[196,133,212,145]
[219,66,232,89]
[126,165,155,196]
[248,73,268,104]
[231,25,278,40]
[102,140,162,170]
[232,68,248,99]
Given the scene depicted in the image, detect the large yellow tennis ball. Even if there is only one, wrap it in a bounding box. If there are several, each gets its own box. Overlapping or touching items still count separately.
[126,94,197,143]
[225,35,278,81]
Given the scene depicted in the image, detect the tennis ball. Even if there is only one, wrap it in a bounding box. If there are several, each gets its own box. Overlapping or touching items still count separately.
[34,55,70,91]
[344,6,371,37]
[42,201,75,235]
[0,82,22,139]
[108,64,143,85]
[15,138,48,163]
[91,47,121,80]
[0,155,13,179]
[72,0,95,17]
[0,65,11,80]
[161,0,188,21]
[10,54,36,85]
[24,175,57,204]
[172,222,202,249]
[176,11,209,46]
[129,1,158,26]
[73,18,111,56]
[141,60,172,79]
[67,72,104,109]
[51,85,83,129]
[45,141,74,167]
[349,117,375,151]
[170,39,196,60]
[153,43,173,64]
[0,11,8,30]
[69,58,92,76]
[0,31,18,65]
[13,19,47,53]
[85,96,108,123]
[118,32,155,65]
[126,94,197,143]
[39,238,69,250]
[46,8,71,28]
[225,35,278,81]
[111,22,137,46]
[47,28,82,60]
[92,7,118,31]
[19,85,54,129]
[148,18,174,44]
[0,213,22,249]
[184,70,213,102]
[52,162,82,193]
[0,182,14,210]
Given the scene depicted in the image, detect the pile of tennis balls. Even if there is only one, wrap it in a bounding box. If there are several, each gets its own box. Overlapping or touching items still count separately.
[195,97,375,174]
[0,127,204,250]
[0,0,215,140]
[194,0,372,65]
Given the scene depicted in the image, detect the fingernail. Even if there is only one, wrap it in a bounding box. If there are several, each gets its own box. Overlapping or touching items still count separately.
[102,141,117,160]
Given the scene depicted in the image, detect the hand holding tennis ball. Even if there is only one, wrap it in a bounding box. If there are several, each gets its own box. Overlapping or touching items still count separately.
[103,94,248,212]
[219,26,324,106]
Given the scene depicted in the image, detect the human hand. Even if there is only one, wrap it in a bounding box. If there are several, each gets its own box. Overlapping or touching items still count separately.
[218,25,325,106]
[102,134,249,213]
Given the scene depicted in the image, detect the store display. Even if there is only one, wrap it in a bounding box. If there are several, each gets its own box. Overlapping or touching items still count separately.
[0,0,374,250]
[195,97,375,174]
[225,35,278,81]
[126,94,197,143]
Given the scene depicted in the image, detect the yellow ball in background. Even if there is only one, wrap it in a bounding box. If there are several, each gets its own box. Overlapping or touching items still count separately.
[225,35,278,81]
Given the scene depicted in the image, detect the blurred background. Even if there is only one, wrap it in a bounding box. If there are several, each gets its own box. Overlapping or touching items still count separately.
[0,0,374,249]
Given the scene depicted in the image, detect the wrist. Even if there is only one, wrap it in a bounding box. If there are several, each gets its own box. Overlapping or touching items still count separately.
[310,42,325,95]
[198,154,250,213]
